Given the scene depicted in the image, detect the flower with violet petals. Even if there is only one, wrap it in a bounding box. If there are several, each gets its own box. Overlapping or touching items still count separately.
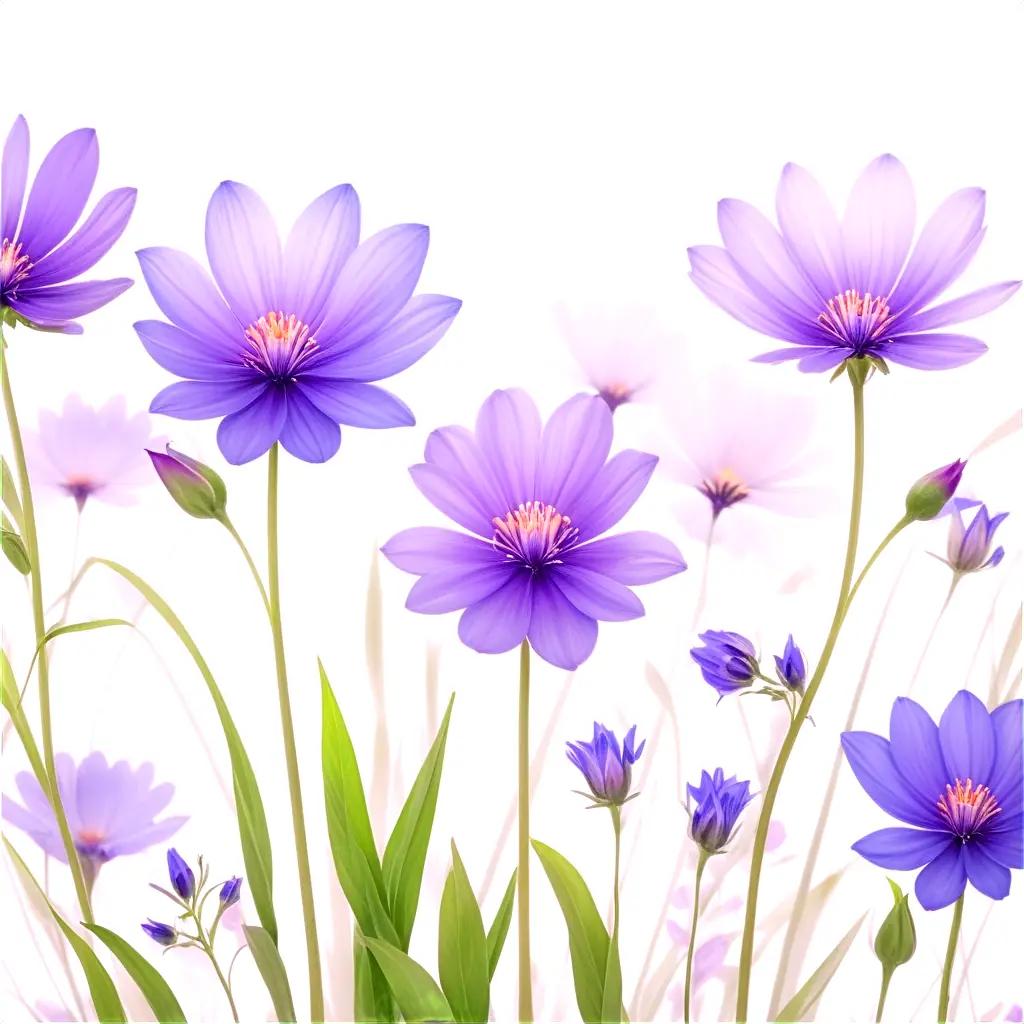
[0,116,135,332]
[688,154,1020,372]
[841,690,1022,910]
[774,634,806,693]
[688,768,755,854]
[219,876,243,908]
[939,500,1008,577]
[24,395,160,510]
[566,723,645,806]
[382,389,686,670]
[690,630,760,697]
[141,920,177,947]
[167,848,195,900]
[135,180,460,465]
[2,753,186,880]
[905,459,966,522]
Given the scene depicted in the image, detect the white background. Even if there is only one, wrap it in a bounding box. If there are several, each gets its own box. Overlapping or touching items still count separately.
[1,1,1021,1021]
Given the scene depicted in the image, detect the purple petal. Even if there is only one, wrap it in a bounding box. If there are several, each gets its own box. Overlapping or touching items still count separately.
[896,281,1021,335]
[989,700,1023,809]
[526,582,598,670]
[796,347,848,373]
[283,184,360,326]
[135,319,243,380]
[29,188,137,287]
[889,698,948,804]
[939,690,995,784]
[962,843,1011,901]
[551,565,644,622]
[475,389,542,511]
[112,815,188,857]
[382,526,502,574]
[150,378,266,420]
[536,394,612,513]
[216,387,288,465]
[750,346,811,364]
[1,115,29,241]
[571,450,658,538]
[410,462,493,537]
[457,572,533,653]
[278,389,341,463]
[18,127,98,257]
[569,531,686,584]
[983,828,1023,870]
[914,843,967,910]
[406,563,511,614]
[841,731,940,828]
[10,278,133,324]
[300,378,414,428]
[852,827,952,870]
[205,181,281,324]
[883,333,987,370]
[842,154,915,297]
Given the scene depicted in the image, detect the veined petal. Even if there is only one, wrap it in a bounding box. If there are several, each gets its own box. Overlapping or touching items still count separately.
[914,843,967,910]
[963,843,1011,901]
[458,572,533,653]
[135,320,243,379]
[895,281,1021,334]
[852,827,951,870]
[475,389,542,511]
[422,423,510,530]
[301,377,414,428]
[883,333,987,370]
[983,828,1024,870]
[1,115,29,241]
[551,564,644,622]
[569,531,686,584]
[406,562,510,614]
[11,278,132,324]
[537,394,612,513]
[796,347,848,373]
[150,378,266,420]
[889,697,947,804]
[216,387,287,465]
[278,389,341,463]
[570,449,658,538]
[939,689,995,783]
[409,462,493,538]
[527,582,598,670]
[382,526,502,574]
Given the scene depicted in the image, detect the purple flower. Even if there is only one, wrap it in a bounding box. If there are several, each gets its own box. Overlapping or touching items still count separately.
[773,634,806,693]
[167,848,195,900]
[566,723,645,806]
[2,753,187,871]
[688,154,1020,372]
[941,502,1008,575]
[841,691,1023,910]
[688,768,755,854]
[905,459,965,522]
[0,116,135,333]
[690,630,760,697]
[382,389,686,670]
[24,395,160,510]
[135,180,460,465]
[141,919,177,946]
[219,876,243,908]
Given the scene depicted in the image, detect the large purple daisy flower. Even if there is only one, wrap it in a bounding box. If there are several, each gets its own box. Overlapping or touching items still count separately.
[135,181,460,465]
[688,155,1020,372]
[382,389,686,670]
[842,691,1022,910]
[0,116,135,333]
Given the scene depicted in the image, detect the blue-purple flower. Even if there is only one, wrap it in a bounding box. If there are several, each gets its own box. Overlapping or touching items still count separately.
[941,501,1008,576]
[0,116,135,332]
[135,180,460,465]
[167,848,195,900]
[773,634,806,693]
[141,920,177,946]
[382,389,686,670]
[842,691,1023,910]
[690,630,760,697]
[2,753,186,871]
[566,723,645,806]
[688,768,755,854]
[219,876,243,908]
[688,155,1020,372]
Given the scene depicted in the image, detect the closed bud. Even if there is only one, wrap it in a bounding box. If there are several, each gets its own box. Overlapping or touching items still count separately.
[874,878,916,971]
[1,514,30,574]
[219,876,243,908]
[141,919,177,946]
[905,459,964,522]
[166,848,195,900]
[148,445,227,521]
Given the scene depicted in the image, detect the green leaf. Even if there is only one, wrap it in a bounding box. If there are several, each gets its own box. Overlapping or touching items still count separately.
[382,693,455,949]
[776,913,866,1022]
[1,456,23,527]
[363,937,455,1023]
[244,925,296,1022]
[85,923,187,1023]
[1,650,45,784]
[4,838,126,1023]
[600,936,623,1024]
[87,558,277,943]
[532,839,610,1024]
[2,517,30,574]
[485,869,517,980]
[353,928,396,1023]
[438,841,490,1023]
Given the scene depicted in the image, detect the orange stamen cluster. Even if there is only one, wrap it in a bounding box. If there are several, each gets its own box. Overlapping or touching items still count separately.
[936,778,1000,838]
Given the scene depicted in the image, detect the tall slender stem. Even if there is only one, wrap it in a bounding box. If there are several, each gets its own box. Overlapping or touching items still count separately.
[517,638,533,1022]
[875,967,892,1023]
[206,940,240,1023]
[938,894,964,1023]
[267,443,324,1022]
[691,514,717,629]
[734,368,867,1022]
[683,850,709,1024]
[0,331,93,924]
[609,804,622,954]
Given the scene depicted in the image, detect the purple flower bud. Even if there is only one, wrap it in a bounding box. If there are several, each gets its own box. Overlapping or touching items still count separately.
[688,768,754,854]
[690,630,759,697]
[905,459,965,521]
[141,919,177,946]
[566,723,645,806]
[773,634,806,693]
[219,876,243,908]
[147,445,227,521]
[166,848,195,900]
[945,502,1008,575]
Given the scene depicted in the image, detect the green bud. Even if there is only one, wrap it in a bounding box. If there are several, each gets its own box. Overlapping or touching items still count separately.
[905,460,965,522]
[1,516,30,575]
[874,878,916,970]
[147,445,228,521]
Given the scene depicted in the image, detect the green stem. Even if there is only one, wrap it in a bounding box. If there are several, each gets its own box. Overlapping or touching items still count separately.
[0,328,93,924]
[938,894,964,1023]
[684,850,709,1024]
[518,638,533,1023]
[875,967,892,1023]
[222,517,271,616]
[267,443,324,1022]
[610,804,622,954]
[206,939,240,1023]
[734,368,867,1022]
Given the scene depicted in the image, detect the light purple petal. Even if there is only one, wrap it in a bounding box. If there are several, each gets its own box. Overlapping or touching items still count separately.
[1,115,29,241]
[989,700,1023,808]
[963,843,1011,901]
[939,690,995,783]
[749,346,811,364]
[569,531,686,584]
[475,389,542,511]
[458,572,533,653]
[409,463,493,538]
[889,697,948,803]
[205,181,281,324]
[150,378,266,421]
[111,815,188,857]
[74,752,114,831]
[382,526,503,574]
[301,378,414,428]
[852,827,951,870]
[571,450,658,538]
[537,394,612,514]
[983,829,1024,870]
[135,319,244,380]
[914,843,967,910]
[796,347,848,373]
[216,387,287,465]
[278,389,341,463]
[527,582,598,670]
[11,278,133,324]
[896,281,1020,334]
[18,127,98,257]
[406,563,511,614]
[883,333,987,370]
[551,564,644,621]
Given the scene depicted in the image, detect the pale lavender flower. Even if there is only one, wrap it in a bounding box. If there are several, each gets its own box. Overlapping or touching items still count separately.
[940,500,1008,576]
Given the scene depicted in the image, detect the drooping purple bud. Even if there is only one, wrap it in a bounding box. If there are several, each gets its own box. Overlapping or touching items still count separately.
[566,723,645,806]
[166,848,195,900]
[690,630,759,697]
[905,459,965,522]
[219,876,243,908]
[688,767,754,854]
[141,919,177,946]
[773,634,806,693]
[147,445,227,521]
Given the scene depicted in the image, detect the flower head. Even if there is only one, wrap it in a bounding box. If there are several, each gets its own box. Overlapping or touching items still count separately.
[688,768,755,854]
[135,180,460,465]
[690,630,760,697]
[688,155,1020,373]
[566,723,645,806]
[0,116,135,332]
[148,444,227,521]
[382,389,686,670]
[2,753,186,872]
[24,395,160,510]
[905,459,966,522]
[219,876,243,908]
[841,691,1023,910]
[166,848,195,900]
[141,919,177,947]
[941,501,1008,575]
[773,634,806,693]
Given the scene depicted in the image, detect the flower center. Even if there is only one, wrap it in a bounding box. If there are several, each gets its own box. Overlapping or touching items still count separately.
[817,290,894,351]
[936,778,1001,840]
[62,476,97,511]
[0,238,33,294]
[242,311,318,381]
[492,501,579,571]
[699,468,749,517]
[597,383,632,411]
[75,827,107,857]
